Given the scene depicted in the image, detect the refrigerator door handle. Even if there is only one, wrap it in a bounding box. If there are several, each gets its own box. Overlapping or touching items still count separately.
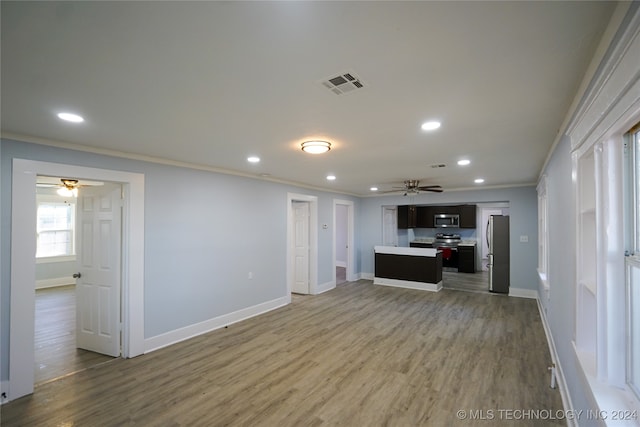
[486,218,491,248]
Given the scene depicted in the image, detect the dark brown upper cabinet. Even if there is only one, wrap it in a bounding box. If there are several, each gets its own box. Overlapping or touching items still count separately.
[397,204,477,229]
[416,206,433,228]
[458,204,477,228]
[397,205,417,229]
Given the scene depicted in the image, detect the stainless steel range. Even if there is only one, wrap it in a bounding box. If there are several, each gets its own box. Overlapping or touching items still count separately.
[434,233,460,269]
[434,233,461,248]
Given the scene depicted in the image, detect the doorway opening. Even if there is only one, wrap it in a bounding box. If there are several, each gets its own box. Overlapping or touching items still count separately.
[334,199,355,286]
[34,178,123,384]
[9,159,145,402]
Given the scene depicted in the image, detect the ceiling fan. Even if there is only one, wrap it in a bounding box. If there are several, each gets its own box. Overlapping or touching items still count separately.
[383,180,443,196]
[36,177,103,197]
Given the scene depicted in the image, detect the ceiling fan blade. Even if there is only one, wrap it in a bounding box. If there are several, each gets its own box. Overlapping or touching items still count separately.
[417,185,443,192]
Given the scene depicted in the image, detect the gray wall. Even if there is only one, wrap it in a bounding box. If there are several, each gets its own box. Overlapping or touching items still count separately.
[36,259,76,288]
[359,186,539,290]
[0,138,360,379]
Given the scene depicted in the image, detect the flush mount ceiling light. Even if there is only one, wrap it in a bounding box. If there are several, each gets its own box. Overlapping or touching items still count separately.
[247,156,260,163]
[421,121,441,131]
[474,178,485,184]
[301,140,331,154]
[370,187,378,192]
[57,112,84,123]
[326,175,336,181]
[457,159,471,166]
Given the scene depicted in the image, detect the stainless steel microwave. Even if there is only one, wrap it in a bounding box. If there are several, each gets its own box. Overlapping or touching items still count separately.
[434,214,459,228]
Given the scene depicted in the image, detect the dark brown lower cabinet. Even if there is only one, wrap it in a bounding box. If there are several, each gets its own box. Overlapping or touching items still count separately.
[458,245,476,273]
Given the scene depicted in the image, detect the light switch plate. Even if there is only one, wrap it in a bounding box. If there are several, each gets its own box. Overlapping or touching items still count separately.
[520,235,529,243]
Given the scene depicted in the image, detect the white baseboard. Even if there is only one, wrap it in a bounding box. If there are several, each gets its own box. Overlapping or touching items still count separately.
[536,297,575,426]
[36,277,74,289]
[336,261,347,268]
[315,280,336,294]
[361,272,374,281]
[508,287,538,299]
[374,277,442,292]
[144,295,290,353]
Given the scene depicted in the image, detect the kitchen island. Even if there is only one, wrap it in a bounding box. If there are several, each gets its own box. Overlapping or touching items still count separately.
[374,246,443,292]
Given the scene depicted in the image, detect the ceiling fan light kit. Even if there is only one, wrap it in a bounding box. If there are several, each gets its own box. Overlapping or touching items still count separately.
[301,140,331,154]
[57,178,80,197]
[57,187,78,197]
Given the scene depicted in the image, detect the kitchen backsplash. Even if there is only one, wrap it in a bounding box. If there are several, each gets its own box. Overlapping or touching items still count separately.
[411,228,477,241]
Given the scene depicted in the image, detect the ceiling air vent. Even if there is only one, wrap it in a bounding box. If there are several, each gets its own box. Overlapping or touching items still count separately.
[430,163,447,169]
[320,71,365,95]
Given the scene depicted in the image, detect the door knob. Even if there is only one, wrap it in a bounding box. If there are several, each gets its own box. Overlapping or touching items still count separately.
[73,273,81,279]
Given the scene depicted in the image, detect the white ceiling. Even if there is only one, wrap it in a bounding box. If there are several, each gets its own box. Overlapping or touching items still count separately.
[1,1,616,196]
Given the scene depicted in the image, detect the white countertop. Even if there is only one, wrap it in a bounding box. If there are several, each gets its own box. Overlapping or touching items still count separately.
[374,246,439,257]
[458,240,478,247]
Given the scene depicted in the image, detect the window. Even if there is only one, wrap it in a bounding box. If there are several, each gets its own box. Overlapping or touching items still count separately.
[36,201,76,258]
[627,123,640,399]
[537,175,548,283]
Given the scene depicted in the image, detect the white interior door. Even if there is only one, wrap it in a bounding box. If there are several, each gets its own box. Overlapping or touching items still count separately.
[76,183,122,357]
[292,201,310,294]
[382,206,398,246]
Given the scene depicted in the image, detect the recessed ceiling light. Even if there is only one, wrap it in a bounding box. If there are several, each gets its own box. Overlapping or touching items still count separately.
[370,187,378,191]
[57,112,84,123]
[474,178,485,184]
[457,159,471,166]
[326,175,336,181]
[421,121,441,131]
[247,156,260,163]
[301,140,331,154]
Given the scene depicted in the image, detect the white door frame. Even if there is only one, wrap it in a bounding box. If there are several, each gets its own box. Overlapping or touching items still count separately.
[333,199,355,283]
[9,159,145,401]
[286,193,318,295]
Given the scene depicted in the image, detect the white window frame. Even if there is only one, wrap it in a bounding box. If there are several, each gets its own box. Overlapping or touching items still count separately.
[626,125,640,399]
[537,175,549,286]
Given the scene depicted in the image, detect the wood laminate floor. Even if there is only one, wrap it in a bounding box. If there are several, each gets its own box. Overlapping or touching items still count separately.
[4,279,563,426]
[442,270,490,294]
[34,286,114,385]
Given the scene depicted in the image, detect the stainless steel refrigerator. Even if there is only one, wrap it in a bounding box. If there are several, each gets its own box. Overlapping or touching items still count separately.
[487,215,510,293]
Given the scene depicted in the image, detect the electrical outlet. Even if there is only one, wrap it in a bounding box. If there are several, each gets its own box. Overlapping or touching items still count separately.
[248,272,253,280]
[520,235,529,243]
